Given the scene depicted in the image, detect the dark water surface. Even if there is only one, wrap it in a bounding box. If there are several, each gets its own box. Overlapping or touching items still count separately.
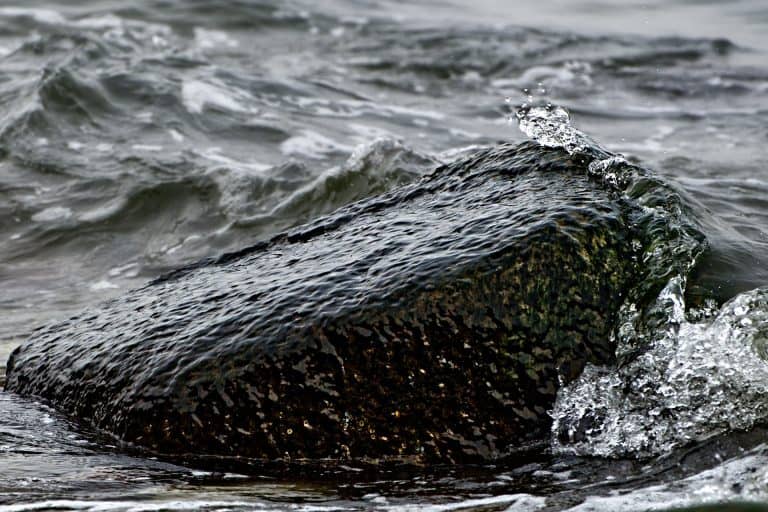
[2,0,768,509]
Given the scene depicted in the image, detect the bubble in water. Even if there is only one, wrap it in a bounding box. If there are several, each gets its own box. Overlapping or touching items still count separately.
[552,287,768,458]
[515,104,592,155]
[511,101,757,462]
[587,156,630,189]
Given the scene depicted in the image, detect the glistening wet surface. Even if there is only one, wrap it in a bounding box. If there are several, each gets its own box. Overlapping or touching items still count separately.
[3,0,768,510]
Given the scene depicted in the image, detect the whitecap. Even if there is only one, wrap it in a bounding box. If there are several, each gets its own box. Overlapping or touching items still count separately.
[492,61,593,90]
[265,137,434,220]
[168,129,185,142]
[512,102,764,460]
[72,14,124,29]
[136,111,154,122]
[280,130,353,159]
[31,206,72,223]
[291,97,445,121]
[0,7,66,25]
[448,127,482,139]
[198,147,271,173]
[379,494,545,512]
[436,144,490,163]
[181,79,256,114]
[376,102,446,121]
[194,27,239,49]
[0,499,261,512]
[89,280,119,291]
[108,263,139,278]
[131,144,163,152]
[347,123,394,142]
[563,447,768,511]
[77,198,128,224]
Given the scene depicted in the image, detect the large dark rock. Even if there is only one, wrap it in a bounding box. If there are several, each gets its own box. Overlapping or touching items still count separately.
[5,142,639,464]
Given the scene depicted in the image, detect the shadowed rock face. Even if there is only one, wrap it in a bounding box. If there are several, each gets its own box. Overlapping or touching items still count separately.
[5,142,638,464]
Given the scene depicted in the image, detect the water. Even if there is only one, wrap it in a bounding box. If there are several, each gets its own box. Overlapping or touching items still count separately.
[3,0,768,509]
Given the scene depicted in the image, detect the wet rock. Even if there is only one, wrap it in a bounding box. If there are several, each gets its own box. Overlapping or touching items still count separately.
[5,142,638,464]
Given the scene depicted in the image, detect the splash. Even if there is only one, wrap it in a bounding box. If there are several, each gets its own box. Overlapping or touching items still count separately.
[513,102,704,353]
[553,288,768,457]
[512,101,768,459]
[514,104,592,156]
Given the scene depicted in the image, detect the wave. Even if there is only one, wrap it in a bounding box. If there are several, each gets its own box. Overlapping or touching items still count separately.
[2,0,768,467]
[515,104,768,459]
[3,136,435,274]
[232,137,438,230]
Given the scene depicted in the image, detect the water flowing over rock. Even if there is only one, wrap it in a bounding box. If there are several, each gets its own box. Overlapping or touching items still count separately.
[6,141,641,464]
[516,106,768,460]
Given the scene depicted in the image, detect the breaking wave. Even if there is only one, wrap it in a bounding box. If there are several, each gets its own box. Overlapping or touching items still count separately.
[515,104,768,458]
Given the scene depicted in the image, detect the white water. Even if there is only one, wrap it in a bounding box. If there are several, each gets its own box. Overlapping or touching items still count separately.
[517,104,768,460]
[554,288,768,457]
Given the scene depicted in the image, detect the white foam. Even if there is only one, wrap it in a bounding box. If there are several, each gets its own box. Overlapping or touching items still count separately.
[564,447,768,511]
[89,280,119,291]
[73,14,124,29]
[553,287,768,458]
[77,198,127,224]
[512,102,768,460]
[292,97,445,121]
[380,494,546,512]
[31,206,72,222]
[194,27,239,49]
[0,8,170,37]
[436,144,489,163]
[347,123,394,143]
[150,34,168,48]
[131,144,163,152]
[616,125,677,154]
[280,130,353,159]
[492,61,593,90]
[377,102,446,121]
[181,80,255,115]
[0,7,66,25]
[108,263,139,278]
[0,499,261,512]
[448,127,482,139]
[267,137,433,218]
[198,147,271,173]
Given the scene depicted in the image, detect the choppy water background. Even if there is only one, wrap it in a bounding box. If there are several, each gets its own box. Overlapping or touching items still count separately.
[2,0,768,510]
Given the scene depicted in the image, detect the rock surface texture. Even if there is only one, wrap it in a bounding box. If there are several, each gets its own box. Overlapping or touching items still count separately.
[6,142,639,464]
